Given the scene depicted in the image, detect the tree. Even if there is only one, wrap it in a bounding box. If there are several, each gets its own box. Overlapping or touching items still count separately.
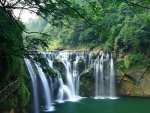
[1,0,150,112]
[0,8,25,82]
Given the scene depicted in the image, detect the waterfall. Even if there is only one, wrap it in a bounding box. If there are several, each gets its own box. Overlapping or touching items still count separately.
[55,51,89,100]
[24,58,38,113]
[47,55,68,102]
[100,54,104,98]
[94,54,105,99]
[94,56,99,98]
[100,63,104,98]
[48,76,55,101]
[75,73,83,96]
[57,52,76,100]
[34,62,54,111]
[94,53,117,99]
[47,58,53,68]
[73,56,79,96]
[56,78,65,102]
[46,51,84,101]
[88,52,93,69]
[25,51,117,112]
[25,51,94,112]
[109,53,117,99]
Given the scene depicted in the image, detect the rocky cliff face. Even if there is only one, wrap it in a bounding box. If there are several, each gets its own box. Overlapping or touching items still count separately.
[115,51,150,97]
[79,68,95,96]
[117,67,150,97]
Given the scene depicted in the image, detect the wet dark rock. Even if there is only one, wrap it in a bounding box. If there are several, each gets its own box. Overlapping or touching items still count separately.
[80,68,95,96]
[78,59,85,73]
[53,59,66,78]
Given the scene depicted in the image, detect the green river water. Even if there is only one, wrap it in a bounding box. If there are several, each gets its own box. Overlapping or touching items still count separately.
[40,96,150,113]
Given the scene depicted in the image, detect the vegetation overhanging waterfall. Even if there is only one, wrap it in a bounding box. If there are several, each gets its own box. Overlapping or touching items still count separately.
[25,51,117,112]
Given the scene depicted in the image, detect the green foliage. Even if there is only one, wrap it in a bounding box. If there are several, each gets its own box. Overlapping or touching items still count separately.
[116,53,141,70]
[24,34,50,51]
[1,0,150,112]
[133,54,140,61]
[88,40,98,50]
[24,1,150,76]
[102,35,114,51]
[0,58,30,112]
[26,18,47,33]
[25,0,108,48]
[0,9,25,83]
[33,54,59,78]
[124,54,134,69]
[0,8,30,112]
[0,95,17,111]
[82,69,89,75]
[24,0,150,56]
[116,61,125,71]
[17,77,30,107]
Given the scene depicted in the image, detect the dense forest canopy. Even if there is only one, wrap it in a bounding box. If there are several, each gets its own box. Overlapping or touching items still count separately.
[1,0,150,112]
[0,0,150,86]
[26,0,150,53]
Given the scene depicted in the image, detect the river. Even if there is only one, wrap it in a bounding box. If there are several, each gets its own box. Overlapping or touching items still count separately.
[40,96,150,113]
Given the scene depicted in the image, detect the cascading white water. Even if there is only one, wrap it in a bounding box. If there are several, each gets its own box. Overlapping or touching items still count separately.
[47,51,92,101]
[109,53,116,99]
[24,58,39,113]
[56,78,74,102]
[100,54,104,98]
[99,63,104,98]
[75,73,83,96]
[94,56,99,98]
[48,51,56,60]
[94,53,117,99]
[46,51,82,101]
[34,62,54,111]
[56,78,65,102]
[73,56,79,96]
[26,51,95,112]
[94,54,105,99]
[48,76,55,101]
[57,52,76,100]
[26,51,117,113]
[47,51,57,68]
[62,85,72,99]
[47,58,53,68]
[88,52,93,68]
[56,51,91,100]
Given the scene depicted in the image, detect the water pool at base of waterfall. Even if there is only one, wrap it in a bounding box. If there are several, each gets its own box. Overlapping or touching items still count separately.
[40,96,150,113]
